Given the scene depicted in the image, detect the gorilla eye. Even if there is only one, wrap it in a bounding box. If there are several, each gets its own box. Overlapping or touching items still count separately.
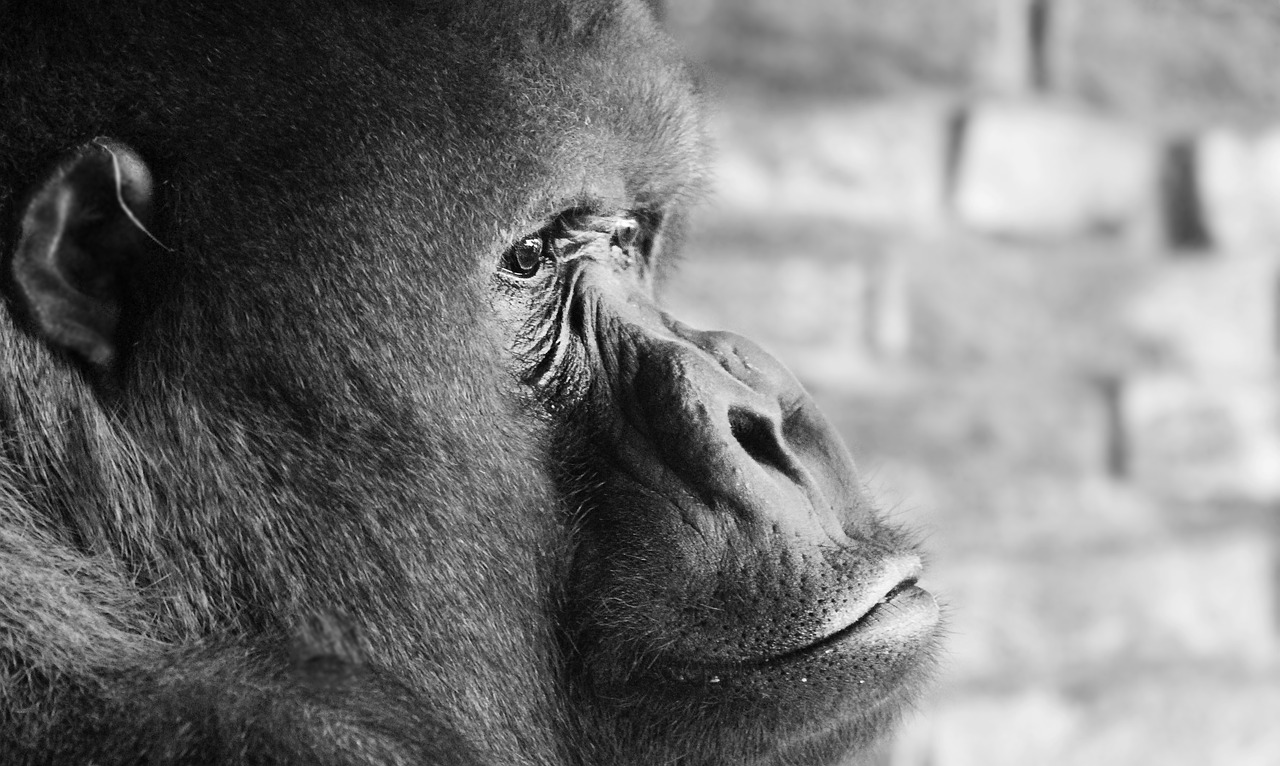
[502,236,547,278]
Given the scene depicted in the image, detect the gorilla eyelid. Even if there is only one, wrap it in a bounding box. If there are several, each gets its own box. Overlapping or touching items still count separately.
[500,206,599,278]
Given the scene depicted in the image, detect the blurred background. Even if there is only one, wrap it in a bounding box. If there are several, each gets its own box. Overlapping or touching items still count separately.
[655,1,1280,764]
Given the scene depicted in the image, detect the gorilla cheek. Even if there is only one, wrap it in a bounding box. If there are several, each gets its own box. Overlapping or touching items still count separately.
[564,259,940,730]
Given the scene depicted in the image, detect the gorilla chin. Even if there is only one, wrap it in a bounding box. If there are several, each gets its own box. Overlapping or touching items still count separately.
[0,1,939,765]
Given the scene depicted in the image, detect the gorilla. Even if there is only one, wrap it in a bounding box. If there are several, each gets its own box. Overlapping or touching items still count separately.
[0,1,941,764]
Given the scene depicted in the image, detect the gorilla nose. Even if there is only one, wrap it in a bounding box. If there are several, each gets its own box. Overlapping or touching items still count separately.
[625,316,868,540]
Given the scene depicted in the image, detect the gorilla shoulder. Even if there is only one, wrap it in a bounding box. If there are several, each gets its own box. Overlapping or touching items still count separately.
[0,2,940,765]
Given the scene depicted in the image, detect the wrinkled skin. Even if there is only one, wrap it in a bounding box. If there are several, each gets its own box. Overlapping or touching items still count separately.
[0,2,941,765]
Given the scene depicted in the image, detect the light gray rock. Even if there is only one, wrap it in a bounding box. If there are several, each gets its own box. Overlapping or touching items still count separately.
[1122,254,1279,378]
[1196,127,1280,252]
[892,673,1280,766]
[937,532,1277,682]
[953,101,1162,239]
[981,0,1076,94]
[713,101,954,229]
[1121,372,1280,502]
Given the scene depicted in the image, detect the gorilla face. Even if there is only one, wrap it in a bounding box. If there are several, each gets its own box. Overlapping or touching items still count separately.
[481,16,940,762]
[0,1,939,765]
[492,208,938,763]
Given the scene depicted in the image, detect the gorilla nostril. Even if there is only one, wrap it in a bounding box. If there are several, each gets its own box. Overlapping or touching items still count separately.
[728,406,796,481]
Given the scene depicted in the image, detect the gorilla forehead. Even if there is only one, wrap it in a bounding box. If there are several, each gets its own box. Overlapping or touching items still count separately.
[2,1,701,405]
[3,0,700,268]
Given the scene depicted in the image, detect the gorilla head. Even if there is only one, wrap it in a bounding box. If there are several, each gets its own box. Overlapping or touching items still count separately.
[0,1,940,765]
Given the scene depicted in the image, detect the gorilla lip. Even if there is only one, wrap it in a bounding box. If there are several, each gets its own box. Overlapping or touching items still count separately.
[756,574,938,670]
[681,557,937,677]
[802,559,936,652]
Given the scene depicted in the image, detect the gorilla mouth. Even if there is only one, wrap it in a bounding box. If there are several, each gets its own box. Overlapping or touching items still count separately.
[816,578,930,645]
[878,577,920,605]
[673,560,939,680]
[762,575,939,669]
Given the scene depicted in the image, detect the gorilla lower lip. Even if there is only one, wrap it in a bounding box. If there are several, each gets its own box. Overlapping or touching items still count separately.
[676,577,938,682]
[744,560,935,667]
[808,578,937,653]
[682,566,938,679]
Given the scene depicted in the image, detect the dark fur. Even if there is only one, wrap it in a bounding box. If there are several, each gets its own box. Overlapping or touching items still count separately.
[1,1,933,764]
[0,1,641,762]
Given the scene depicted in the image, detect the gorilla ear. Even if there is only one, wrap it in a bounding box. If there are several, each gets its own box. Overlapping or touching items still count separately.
[10,138,158,369]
